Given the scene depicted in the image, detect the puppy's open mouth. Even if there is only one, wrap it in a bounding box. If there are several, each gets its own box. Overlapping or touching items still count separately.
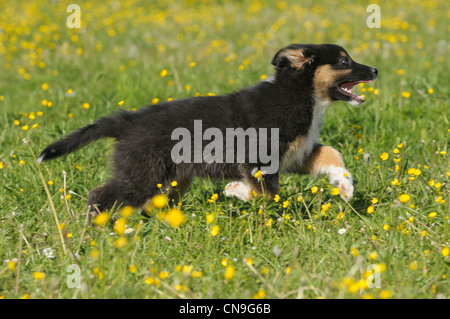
[337,81,368,103]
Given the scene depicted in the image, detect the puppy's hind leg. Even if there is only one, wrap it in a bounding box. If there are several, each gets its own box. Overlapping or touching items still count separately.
[224,166,280,202]
[88,179,125,216]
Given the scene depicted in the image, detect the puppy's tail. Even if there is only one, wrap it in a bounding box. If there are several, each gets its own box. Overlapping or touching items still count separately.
[38,115,124,163]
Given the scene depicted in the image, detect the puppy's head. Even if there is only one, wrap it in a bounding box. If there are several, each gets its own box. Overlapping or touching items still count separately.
[272,44,378,106]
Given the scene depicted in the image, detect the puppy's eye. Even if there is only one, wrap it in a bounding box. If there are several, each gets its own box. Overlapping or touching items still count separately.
[340,59,350,66]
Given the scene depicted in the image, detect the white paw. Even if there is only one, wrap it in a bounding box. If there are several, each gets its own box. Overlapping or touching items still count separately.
[224,181,251,202]
[327,167,354,200]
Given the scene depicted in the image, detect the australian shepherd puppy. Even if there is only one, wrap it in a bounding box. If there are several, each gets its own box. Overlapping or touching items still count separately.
[38,44,377,214]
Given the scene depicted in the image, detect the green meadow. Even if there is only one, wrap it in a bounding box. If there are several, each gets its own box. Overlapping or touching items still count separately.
[0,0,448,299]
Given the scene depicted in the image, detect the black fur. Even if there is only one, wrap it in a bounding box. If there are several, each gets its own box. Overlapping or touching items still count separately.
[38,44,377,213]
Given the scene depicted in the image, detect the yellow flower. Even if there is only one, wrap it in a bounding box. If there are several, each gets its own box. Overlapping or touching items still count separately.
[442,247,450,257]
[253,289,266,299]
[350,248,359,257]
[211,224,219,236]
[427,88,434,94]
[152,194,167,209]
[22,125,29,131]
[409,261,418,271]
[206,213,215,224]
[182,265,193,275]
[114,236,128,248]
[114,218,127,235]
[368,252,378,261]
[221,258,228,267]
[90,249,100,259]
[158,270,169,279]
[144,277,155,285]
[311,186,319,194]
[380,290,392,299]
[274,194,281,202]
[41,83,49,90]
[171,180,178,187]
[224,265,235,280]
[399,194,411,204]
[33,271,45,280]
[420,230,427,237]
[82,102,90,109]
[371,198,379,204]
[380,152,389,161]
[93,212,109,226]
[367,206,375,214]
[428,212,437,218]
[166,209,187,228]
[383,224,390,231]
[401,91,411,98]
[330,188,340,196]
[118,100,125,106]
[120,206,134,218]
[129,265,138,273]
[191,270,203,278]
[160,69,168,77]
[282,200,290,208]
[254,170,262,179]
[7,261,15,271]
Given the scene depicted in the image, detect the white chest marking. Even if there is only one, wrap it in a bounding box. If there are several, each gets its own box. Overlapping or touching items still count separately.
[280,100,330,173]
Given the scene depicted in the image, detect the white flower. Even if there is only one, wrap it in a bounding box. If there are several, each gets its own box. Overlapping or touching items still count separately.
[338,228,347,235]
[272,245,282,256]
[43,247,55,259]
[124,227,134,234]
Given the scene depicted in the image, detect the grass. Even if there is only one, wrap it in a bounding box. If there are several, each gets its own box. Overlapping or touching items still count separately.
[0,0,449,299]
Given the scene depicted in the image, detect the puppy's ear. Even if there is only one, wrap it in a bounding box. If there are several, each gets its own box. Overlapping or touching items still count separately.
[271,47,314,70]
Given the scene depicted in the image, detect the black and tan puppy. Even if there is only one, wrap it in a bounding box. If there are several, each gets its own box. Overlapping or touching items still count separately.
[38,44,377,213]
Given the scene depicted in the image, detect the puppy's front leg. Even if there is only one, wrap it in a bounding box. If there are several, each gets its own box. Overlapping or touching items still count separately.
[299,144,354,199]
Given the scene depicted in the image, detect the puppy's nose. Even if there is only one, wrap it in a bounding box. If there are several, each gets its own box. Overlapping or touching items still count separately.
[371,67,378,76]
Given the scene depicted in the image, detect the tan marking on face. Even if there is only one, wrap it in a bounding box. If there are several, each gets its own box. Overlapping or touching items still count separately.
[277,49,312,70]
[340,51,347,57]
[298,145,345,175]
[313,64,352,103]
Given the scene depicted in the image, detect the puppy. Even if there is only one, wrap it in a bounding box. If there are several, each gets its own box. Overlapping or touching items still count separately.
[38,44,377,213]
